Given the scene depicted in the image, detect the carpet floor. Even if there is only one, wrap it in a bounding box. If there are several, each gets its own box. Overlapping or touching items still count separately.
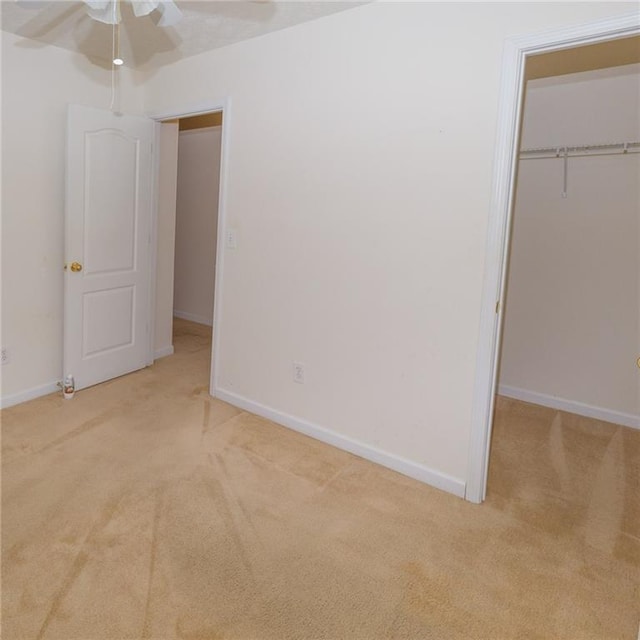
[1,318,638,639]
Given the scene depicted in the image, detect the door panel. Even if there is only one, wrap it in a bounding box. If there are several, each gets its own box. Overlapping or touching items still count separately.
[82,286,135,356]
[65,104,155,391]
[84,130,138,274]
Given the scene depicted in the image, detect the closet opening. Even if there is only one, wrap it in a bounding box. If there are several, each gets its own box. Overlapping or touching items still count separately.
[466,20,640,504]
[486,38,640,508]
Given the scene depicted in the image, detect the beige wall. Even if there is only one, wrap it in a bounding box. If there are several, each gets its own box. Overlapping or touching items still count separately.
[499,65,640,422]
[1,31,145,404]
[141,2,637,488]
[173,126,222,326]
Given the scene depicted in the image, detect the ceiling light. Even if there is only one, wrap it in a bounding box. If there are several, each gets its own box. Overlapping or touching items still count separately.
[113,57,124,66]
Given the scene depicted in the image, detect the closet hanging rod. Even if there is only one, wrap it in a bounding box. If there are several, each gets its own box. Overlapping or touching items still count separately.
[519,140,640,159]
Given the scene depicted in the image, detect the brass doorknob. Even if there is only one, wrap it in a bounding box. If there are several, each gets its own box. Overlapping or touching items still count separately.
[70,262,83,273]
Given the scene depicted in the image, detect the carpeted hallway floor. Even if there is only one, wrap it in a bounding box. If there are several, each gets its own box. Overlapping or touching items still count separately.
[2,318,638,639]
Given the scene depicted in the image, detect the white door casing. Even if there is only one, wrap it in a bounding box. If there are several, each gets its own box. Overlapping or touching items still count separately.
[64,104,155,391]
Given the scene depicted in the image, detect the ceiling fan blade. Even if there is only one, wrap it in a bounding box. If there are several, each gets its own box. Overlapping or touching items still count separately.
[155,0,181,27]
[131,1,159,18]
[83,1,111,10]
[15,0,182,27]
[85,1,120,25]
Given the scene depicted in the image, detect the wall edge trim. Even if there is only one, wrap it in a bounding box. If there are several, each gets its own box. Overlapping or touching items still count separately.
[154,345,174,360]
[213,387,466,498]
[173,310,213,327]
[1,381,60,409]
[498,384,640,430]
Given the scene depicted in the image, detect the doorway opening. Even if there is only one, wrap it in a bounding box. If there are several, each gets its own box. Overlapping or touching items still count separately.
[153,103,228,398]
[488,40,640,508]
[466,15,640,503]
[172,112,223,389]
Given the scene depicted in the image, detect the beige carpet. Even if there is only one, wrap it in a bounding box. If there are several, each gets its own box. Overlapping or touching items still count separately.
[2,318,638,639]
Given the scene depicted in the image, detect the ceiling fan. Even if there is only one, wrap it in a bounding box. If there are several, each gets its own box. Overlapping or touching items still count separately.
[16,0,183,27]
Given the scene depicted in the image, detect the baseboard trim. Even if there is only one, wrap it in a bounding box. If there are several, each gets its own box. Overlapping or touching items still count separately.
[214,387,466,498]
[173,310,213,327]
[498,384,640,430]
[1,381,60,409]
[154,345,174,360]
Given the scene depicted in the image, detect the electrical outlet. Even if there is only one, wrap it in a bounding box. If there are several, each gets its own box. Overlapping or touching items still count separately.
[1,347,10,365]
[292,361,305,384]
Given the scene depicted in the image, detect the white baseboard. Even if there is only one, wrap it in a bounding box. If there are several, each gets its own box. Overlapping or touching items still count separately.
[1,381,60,409]
[213,387,466,498]
[498,385,640,430]
[173,310,213,327]
[154,345,174,360]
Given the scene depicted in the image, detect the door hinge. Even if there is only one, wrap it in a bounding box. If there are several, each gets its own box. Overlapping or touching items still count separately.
[495,300,501,314]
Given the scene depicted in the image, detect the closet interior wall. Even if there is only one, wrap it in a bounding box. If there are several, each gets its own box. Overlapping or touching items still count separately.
[498,63,640,427]
[173,117,223,327]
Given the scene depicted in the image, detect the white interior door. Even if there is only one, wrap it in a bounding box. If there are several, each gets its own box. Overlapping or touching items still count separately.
[64,104,155,391]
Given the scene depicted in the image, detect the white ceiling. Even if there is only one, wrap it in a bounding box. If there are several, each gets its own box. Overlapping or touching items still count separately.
[0,1,365,69]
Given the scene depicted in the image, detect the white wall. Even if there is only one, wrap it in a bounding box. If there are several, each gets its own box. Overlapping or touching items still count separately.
[154,121,179,357]
[173,126,221,326]
[499,65,640,426]
[141,2,637,493]
[1,31,145,406]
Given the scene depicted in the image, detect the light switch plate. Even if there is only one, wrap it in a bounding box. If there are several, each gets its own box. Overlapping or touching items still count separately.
[226,228,237,249]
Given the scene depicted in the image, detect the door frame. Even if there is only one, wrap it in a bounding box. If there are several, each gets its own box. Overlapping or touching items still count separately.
[465,13,640,504]
[148,98,231,397]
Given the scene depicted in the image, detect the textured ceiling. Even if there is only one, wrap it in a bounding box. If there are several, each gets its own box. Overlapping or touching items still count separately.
[0,1,365,69]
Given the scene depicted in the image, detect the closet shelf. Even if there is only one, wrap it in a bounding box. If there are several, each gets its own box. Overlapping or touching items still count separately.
[520,140,640,159]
